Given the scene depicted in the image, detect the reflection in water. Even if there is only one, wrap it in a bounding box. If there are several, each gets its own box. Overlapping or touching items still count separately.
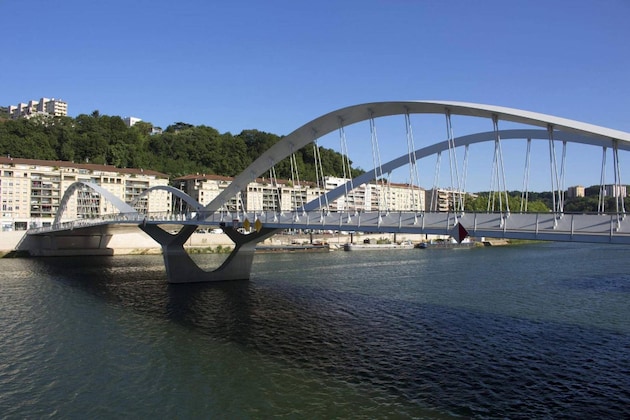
[10,245,630,418]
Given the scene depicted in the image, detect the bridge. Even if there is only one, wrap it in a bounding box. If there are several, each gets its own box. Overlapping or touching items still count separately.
[18,101,630,283]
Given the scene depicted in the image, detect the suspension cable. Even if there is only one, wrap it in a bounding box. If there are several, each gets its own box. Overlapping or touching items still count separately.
[288,145,305,213]
[431,151,441,212]
[520,138,532,212]
[445,109,463,212]
[489,115,509,214]
[495,117,510,214]
[461,144,470,211]
[237,191,247,222]
[547,125,559,215]
[598,147,607,214]
[338,119,356,213]
[312,137,329,212]
[488,142,498,212]
[369,113,386,213]
[405,111,422,212]
[558,140,567,213]
[269,162,283,216]
[613,139,626,214]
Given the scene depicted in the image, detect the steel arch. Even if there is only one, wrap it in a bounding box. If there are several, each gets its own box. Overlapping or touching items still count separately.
[205,101,630,215]
[54,181,137,225]
[301,128,624,211]
[129,185,202,211]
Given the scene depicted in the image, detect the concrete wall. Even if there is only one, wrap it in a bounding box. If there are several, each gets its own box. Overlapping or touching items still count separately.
[1,230,434,255]
[0,231,28,253]
[0,230,237,255]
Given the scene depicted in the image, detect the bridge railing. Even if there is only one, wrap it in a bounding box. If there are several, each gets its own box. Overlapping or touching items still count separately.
[27,209,630,244]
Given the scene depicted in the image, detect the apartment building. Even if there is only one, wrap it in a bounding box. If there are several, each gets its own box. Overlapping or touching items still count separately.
[380,181,425,212]
[425,188,472,212]
[174,174,426,214]
[175,174,236,212]
[0,157,170,231]
[7,98,68,119]
[603,184,628,198]
[123,116,142,127]
[175,174,321,213]
[566,185,585,199]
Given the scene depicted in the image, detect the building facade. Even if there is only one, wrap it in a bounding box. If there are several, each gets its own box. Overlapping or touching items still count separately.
[0,157,170,231]
[7,98,68,119]
[566,185,586,199]
[174,174,320,213]
[425,188,472,212]
[123,116,142,127]
[174,174,426,214]
[603,184,628,198]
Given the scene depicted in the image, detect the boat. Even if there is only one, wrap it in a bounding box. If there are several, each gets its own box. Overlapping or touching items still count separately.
[343,240,414,251]
[256,243,330,253]
[416,237,476,249]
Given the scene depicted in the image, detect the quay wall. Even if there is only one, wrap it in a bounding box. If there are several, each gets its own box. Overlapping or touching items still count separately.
[0,230,434,255]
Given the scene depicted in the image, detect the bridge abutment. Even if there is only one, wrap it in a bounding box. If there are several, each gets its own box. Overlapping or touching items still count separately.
[17,227,115,256]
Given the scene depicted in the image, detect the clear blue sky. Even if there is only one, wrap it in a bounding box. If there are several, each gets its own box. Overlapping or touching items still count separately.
[2,0,629,191]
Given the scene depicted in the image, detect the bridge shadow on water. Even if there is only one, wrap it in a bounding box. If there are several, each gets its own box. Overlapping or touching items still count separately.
[31,254,630,419]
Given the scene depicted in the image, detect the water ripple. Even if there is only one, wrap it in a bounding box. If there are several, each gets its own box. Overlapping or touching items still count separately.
[0,245,628,418]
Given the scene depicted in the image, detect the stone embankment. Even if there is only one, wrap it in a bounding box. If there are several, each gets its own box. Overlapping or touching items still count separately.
[0,230,432,256]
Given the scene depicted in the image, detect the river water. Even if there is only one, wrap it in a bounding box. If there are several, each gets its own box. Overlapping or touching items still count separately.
[0,242,628,418]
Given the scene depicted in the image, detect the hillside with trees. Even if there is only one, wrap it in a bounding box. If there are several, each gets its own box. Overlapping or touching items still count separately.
[0,112,362,181]
[465,190,629,214]
[1,112,627,213]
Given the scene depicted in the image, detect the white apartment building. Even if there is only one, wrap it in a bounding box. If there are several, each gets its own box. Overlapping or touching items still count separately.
[603,184,628,198]
[123,116,142,127]
[175,174,320,213]
[174,174,237,212]
[425,188,472,212]
[7,98,68,119]
[174,174,426,214]
[566,185,586,199]
[380,181,425,212]
[0,157,170,231]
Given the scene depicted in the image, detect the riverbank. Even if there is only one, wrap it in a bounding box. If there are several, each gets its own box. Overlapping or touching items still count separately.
[0,230,432,257]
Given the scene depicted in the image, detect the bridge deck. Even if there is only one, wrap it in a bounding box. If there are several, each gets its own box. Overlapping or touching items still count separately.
[28,211,630,245]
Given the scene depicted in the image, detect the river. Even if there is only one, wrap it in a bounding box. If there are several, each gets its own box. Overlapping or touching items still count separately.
[0,242,628,418]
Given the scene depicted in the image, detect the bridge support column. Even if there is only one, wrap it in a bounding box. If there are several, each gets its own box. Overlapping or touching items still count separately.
[140,224,277,283]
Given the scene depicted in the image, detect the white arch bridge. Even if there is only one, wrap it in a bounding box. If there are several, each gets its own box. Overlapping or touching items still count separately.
[20,101,630,283]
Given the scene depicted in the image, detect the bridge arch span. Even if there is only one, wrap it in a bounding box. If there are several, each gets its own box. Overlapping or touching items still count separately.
[206,101,630,215]
[54,181,137,225]
[129,185,203,212]
[302,128,614,212]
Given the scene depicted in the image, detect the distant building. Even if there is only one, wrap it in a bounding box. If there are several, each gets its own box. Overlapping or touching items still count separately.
[566,185,585,198]
[7,98,68,119]
[0,157,170,231]
[382,182,425,212]
[123,116,142,127]
[603,184,627,198]
[425,188,473,212]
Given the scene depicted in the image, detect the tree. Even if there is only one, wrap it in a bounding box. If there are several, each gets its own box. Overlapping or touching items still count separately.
[165,122,194,133]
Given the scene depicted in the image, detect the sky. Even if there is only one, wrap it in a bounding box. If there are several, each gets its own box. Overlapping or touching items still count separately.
[2,0,630,192]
